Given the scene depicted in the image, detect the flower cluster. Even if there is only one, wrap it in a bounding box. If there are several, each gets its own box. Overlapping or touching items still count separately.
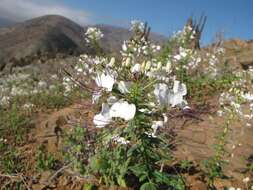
[0,72,68,108]
[85,27,104,43]
[79,23,189,133]
[0,73,39,106]
[130,20,145,33]
[172,25,195,45]
[218,69,253,127]
[66,22,190,188]
[65,20,253,189]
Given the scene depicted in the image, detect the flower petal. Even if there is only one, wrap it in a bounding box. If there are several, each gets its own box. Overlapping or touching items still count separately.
[93,103,112,128]
[110,100,136,121]
[131,64,141,74]
[154,83,169,106]
[95,73,115,91]
[118,81,132,94]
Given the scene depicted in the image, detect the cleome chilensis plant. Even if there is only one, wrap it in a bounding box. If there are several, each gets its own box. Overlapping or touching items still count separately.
[62,20,253,189]
[64,21,188,189]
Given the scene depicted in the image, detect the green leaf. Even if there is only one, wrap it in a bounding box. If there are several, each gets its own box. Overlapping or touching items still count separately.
[129,164,149,182]
[140,182,158,190]
[117,176,127,187]
[153,171,185,190]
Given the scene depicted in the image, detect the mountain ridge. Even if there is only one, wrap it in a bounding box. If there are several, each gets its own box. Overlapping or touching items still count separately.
[0,15,166,71]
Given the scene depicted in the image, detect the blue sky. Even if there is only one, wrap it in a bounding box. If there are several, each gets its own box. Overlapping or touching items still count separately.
[62,0,253,44]
[1,0,253,44]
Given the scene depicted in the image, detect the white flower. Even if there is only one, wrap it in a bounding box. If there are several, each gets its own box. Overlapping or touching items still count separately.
[110,100,136,121]
[174,54,181,61]
[107,96,118,105]
[151,121,164,137]
[0,96,9,105]
[153,80,187,108]
[168,80,187,107]
[95,72,115,91]
[85,27,103,42]
[243,177,250,183]
[246,123,251,127]
[111,135,129,145]
[92,91,102,104]
[242,92,253,101]
[228,188,241,190]
[131,64,141,74]
[122,42,128,51]
[93,103,112,128]
[118,81,132,94]
[217,110,223,117]
[163,113,168,123]
[154,83,169,106]
[130,20,145,32]
[38,81,47,89]
[23,103,34,109]
[139,108,152,114]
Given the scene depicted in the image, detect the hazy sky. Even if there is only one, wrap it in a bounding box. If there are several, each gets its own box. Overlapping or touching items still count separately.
[1,0,252,44]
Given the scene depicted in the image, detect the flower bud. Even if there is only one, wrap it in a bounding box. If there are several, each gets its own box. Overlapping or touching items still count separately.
[141,61,146,72]
[166,61,172,73]
[125,57,131,67]
[109,57,115,67]
[145,61,151,71]
[157,62,162,70]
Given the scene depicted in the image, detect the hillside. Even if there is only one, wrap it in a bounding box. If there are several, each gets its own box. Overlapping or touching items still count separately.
[0,17,16,28]
[223,38,253,69]
[0,15,166,71]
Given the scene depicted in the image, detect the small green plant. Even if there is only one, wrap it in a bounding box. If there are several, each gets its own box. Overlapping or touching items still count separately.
[202,114,231,189]
[36,145,57,171]
[64,126,92,175]
[249,162,253,172]
[30,88,68,109]
[83,183,98,190]
[179,160,193,172]
[0,101,30,144]
[0,146,23,173]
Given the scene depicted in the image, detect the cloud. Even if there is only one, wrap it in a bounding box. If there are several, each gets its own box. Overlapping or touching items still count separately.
[0,0,91,25]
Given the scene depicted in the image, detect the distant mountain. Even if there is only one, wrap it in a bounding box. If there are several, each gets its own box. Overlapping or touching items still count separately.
[0,15,166,71]
[0,17,16,28]
[0,15,88,71]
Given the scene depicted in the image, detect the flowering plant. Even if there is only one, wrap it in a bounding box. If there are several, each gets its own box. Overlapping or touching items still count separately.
[64,22,187,189]
[63,20,253,189]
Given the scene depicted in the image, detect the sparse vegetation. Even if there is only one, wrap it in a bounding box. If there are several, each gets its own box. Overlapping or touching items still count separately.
[36,145,57,171]
[0,15,253,190]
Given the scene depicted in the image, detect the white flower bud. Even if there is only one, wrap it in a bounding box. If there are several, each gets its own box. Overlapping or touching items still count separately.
[145,61,151,71]
[109,57,115,67]
[166,61,172,73]
[157,62,162,70]
[141,61,146,72]
[125,57,131,67]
